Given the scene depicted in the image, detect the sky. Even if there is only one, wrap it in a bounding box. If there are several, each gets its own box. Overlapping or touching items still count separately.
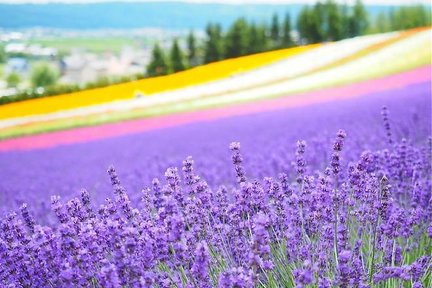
[0,0,430,5]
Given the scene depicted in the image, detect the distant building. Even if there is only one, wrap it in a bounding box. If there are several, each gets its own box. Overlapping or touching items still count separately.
[59,48,150,85]
[5,43,26,54]
[5,42,57,58]
[0,32,23,42]
[59,52,98,84]
[5,58,29,75]
[27,44,57,58]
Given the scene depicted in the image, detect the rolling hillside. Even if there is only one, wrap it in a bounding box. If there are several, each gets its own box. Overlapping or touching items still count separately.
[0,27,430,148]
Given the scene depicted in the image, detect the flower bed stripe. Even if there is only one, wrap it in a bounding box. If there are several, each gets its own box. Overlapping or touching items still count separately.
[0,65,429,152]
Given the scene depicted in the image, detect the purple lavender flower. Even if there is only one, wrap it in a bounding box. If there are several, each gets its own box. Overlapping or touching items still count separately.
[182,156,199,190]
[249,212,273,275]
[218,267,254,288]
[331,129,346,175]
[293,260,313,287]
[295,140,307,184]
[99,262,121,288]
[381,106,393,144]
[191,241,211,287]
[379,175,391,221]
[336,250,352,287]
[19,203,35,233]
[80,188,95,219]
[107,165,121,186]
[230,142,247,184]
[51,195,68,224]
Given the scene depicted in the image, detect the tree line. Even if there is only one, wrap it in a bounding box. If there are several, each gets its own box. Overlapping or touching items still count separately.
[147,0,431,77]
[146,13,295,77]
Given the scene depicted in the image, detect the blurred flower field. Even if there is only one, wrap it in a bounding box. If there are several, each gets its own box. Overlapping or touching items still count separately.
[0,27,429,140]
[0,44,316,121]
[0,27,431,287]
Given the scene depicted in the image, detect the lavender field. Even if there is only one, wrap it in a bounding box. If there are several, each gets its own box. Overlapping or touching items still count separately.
[0,79,431,287]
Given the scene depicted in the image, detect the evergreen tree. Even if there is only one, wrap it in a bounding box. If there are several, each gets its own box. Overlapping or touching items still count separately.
[297,6,311,44]
[31,64,58,88]
[0,45,6,63]
[170,39,187,73]
[326,0,343,41]
[298,5,325,44]
[418,5,432,26]
[6,72,20,88]
[248,22,260,54]
[410,5,429,28]
[204,23,224,64]
[147,43,169,77]
[311,2,326,43]
[348,0,368,37]
[257,24,270,52]
[247,22,269,54]
[270,13,280,46]
[187,31,198,67]
[390,5,431,31]
[375,12,390,33]
[225,18,249,59]
[282,13,294,47]
[387,8,396,31]
[340,3,351,39]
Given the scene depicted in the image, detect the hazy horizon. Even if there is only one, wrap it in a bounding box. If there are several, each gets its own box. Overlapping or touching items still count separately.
[0,0,430,6]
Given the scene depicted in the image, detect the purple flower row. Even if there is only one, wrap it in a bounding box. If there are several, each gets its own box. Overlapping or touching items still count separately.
[1,106,431,287]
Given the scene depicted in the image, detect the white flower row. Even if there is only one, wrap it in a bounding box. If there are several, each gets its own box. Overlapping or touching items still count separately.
[1,30,427,130]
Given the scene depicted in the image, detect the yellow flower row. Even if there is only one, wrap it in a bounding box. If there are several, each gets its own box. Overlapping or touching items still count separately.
[0,44,319,121]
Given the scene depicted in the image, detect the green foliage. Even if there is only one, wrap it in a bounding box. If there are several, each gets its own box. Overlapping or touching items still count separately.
[371,12,390,33]
[31,64,58,88]
[204,23,224,64]
[0,82,80,105]
[187,31,198,67]
[84,76,111,89]
[146,43,169,77]
[325,0,344,41]
[390,5,431,31]
[297,0,429,43]
[0,74,145,106]
[249,23,270,54]
[348,0,369,37]
[297,0,367,43]
[270,13,280,44]
[0,45,6,64]
[27,37,138,55]
[257,24,270,52]
[170,39,187,73]
[6,72,20,88]
[297,5,324,44]
[282,13,294,48]
[377,13,389,33]
[247,23,260,54]
[297,7,310,44]
[224,18,249,59]
[368,4,431,34]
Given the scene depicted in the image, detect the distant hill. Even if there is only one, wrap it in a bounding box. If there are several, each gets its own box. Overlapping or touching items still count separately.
[0,2,398,30]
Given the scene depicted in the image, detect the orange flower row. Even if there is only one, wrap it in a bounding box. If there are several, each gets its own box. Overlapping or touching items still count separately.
[0,45,318,121]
